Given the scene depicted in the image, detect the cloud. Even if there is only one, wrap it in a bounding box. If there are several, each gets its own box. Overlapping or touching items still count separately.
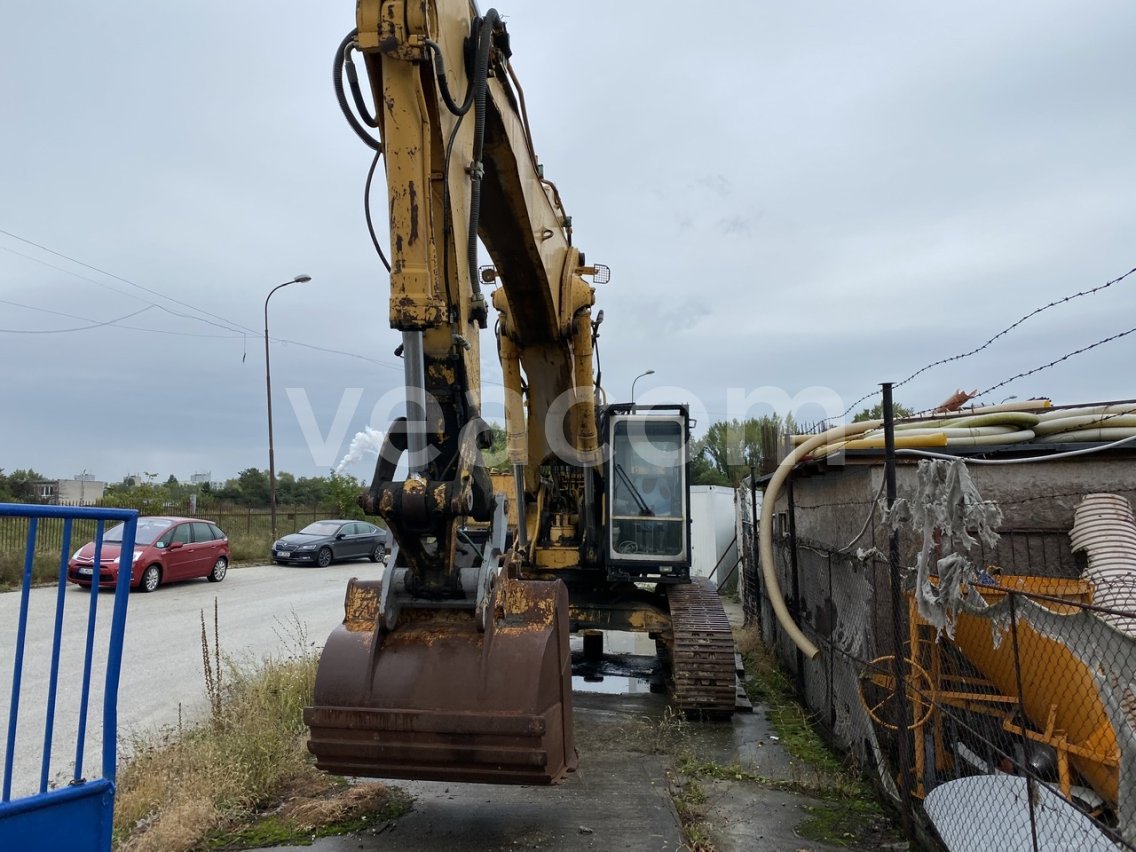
[3,0,1135,482]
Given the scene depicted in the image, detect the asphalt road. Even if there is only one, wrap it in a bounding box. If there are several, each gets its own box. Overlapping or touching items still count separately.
[0,561,375,798]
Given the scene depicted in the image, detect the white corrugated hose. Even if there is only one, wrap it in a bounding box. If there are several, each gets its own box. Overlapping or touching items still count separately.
[1069,493,1136,729]
[1070,493,1136,637]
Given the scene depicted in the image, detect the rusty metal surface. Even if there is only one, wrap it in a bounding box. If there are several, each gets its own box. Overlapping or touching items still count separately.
[665,578,738,717]
[306,576,575,785]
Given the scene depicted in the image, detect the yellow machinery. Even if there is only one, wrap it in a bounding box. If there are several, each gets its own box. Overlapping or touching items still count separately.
[859,577,1120,809]
[304,0,737,785]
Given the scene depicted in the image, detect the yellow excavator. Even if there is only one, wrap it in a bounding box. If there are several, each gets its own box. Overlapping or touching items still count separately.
[304,0,738,785]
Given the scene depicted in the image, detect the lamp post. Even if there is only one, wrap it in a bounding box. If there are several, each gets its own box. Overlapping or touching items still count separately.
[631,369,655,404]
[264,274,312,540]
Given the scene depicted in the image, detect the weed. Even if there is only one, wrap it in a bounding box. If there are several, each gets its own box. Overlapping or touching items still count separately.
[669,772,715,852]
[112,603,413,851]
[574,704,691,756]
[200,601,223,726]
[667,628,906,850]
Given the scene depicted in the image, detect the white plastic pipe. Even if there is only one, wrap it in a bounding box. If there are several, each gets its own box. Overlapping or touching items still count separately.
[759,419,881,660]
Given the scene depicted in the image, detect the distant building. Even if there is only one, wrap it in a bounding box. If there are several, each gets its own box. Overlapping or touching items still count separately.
[189,472,223,490]
[33,476,106,505]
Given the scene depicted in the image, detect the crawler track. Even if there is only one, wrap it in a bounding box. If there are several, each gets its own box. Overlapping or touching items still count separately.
[665,578,738,717]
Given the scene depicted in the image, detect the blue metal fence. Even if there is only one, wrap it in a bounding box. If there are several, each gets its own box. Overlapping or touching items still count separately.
[0,504,137,852]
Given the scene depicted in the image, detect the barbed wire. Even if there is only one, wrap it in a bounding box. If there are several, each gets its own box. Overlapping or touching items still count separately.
[839,264,1136,419]
[974,323,1136,402]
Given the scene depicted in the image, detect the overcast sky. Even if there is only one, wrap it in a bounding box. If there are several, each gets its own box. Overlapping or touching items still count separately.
[3,1,1135,485]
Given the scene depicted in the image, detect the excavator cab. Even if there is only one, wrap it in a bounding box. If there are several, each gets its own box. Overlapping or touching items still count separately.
[603,405,692,583]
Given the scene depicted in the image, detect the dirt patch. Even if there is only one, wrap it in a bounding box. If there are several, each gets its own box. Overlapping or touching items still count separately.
[207,782,413,850]
[279,783,411,832]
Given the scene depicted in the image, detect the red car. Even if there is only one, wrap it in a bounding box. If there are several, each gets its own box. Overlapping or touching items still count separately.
[67,516,230,592]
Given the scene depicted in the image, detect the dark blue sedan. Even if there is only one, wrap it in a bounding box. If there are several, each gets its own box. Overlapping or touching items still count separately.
[272,519,387,567]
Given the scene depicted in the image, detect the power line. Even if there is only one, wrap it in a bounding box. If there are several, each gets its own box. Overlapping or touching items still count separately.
[0,228,255,336]
[0,297,243,339]
[0,305,154,334]
[0,229,407,371]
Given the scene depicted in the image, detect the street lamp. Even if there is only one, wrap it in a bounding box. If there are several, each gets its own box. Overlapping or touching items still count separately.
[631,369,655,404]
[264,274,312,540]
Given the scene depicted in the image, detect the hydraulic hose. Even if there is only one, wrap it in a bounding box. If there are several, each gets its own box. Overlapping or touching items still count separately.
[334,29,382,151]
[424,35,478,117]
[465,9,501,313]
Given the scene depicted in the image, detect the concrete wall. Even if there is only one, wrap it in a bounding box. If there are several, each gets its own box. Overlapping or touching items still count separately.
[784,454,1136,578]
[54,479,106,505]
[757,448,1136,779]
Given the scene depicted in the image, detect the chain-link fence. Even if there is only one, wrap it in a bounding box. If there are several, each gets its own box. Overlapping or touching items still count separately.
[0,504,330,553]
[739,470,1136,851]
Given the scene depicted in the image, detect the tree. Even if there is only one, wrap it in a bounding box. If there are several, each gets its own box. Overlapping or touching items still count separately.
[292,475,330,506]
[482,422,510,472]
[688,446,730,487]
[1,468,46,502]
[166,474,179,486]
[696,415,796,485]
[852,401,915,422]
[235,468,270,507]
[326,472,365,519]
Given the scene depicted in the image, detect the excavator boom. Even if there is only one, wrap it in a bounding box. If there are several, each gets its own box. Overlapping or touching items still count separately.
[305,0,582,785]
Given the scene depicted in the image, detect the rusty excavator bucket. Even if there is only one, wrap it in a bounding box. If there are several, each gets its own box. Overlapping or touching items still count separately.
[305,571,576,785]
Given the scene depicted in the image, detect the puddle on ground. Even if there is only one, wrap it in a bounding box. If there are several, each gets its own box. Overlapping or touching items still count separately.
[572,674,655,695]
[571,647,663,695]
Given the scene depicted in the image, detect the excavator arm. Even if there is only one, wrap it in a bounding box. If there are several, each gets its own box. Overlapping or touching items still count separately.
[353,0,601,572]
[305,0,602,785]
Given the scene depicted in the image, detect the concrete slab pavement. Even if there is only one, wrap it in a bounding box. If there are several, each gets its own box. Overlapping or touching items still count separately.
[256,601,908,852]
[270,695,684,852]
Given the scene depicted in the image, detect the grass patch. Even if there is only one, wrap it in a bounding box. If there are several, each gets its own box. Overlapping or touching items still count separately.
[797,796,899,848]
[737,630,852,785]
[665,626,906,851]
[670,773,715,852]
[225,531,276,566]
[0,550,62,590]
[113,606,412,851]
[206,784,413,850]
[573,704,692,756]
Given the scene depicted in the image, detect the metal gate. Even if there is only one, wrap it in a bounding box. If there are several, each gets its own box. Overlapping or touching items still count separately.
[0,504,138,852]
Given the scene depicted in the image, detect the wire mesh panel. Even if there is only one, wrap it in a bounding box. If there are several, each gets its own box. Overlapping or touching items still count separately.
[741,473,1136,851]
[899,585,1135,850]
